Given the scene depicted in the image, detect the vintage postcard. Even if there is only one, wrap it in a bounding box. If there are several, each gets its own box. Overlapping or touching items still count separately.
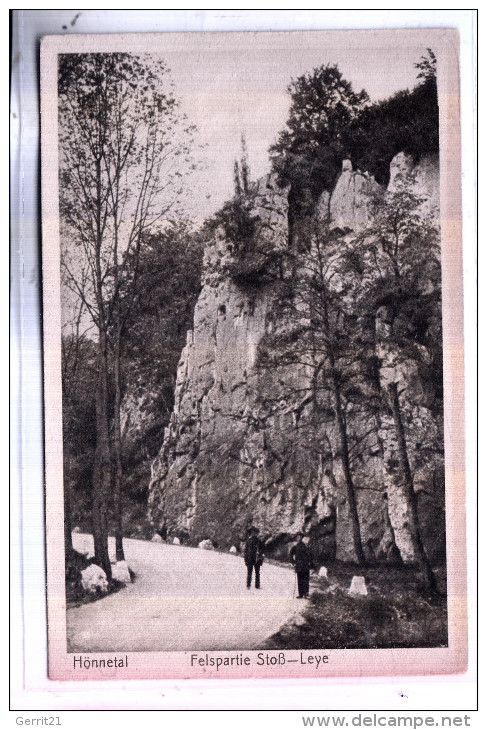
[41,29,466,681]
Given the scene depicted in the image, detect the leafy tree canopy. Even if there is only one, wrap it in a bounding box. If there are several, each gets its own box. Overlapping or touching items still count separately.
[270,64,369,201]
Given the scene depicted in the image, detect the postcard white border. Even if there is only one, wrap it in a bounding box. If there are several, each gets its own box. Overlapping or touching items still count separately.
[11,8,477,712]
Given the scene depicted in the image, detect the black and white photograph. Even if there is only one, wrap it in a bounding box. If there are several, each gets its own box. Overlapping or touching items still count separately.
[40,28,466,680]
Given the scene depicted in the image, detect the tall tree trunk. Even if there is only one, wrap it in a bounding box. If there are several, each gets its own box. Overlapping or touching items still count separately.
[368,319,401,562]
[316,287,365,565]
[92,331,112,581]
[329,367,365,565]
[113,322,125,561]
[90,153,112,580]
[64,475,73,557]
[387,381,437,592]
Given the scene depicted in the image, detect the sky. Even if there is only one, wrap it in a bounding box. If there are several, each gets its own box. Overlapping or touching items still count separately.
[153,30,435,222]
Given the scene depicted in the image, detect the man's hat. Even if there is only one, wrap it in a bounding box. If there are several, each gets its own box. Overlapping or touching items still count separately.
[249,526,259,534]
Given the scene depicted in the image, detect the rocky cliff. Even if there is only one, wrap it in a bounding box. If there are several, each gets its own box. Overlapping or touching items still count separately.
[148,152,444,565]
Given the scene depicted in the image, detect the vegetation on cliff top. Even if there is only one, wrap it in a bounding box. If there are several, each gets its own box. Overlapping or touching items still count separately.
[270,49,438,199]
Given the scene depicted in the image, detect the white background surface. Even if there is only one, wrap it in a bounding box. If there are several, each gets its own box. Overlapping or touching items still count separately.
[9,6,478,718]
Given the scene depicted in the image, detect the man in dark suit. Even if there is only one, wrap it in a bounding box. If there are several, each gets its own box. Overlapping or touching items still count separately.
[290,531,314,598]
[244,526,264,589]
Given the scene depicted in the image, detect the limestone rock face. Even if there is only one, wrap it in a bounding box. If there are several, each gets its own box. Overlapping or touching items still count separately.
[330,159,382,230]
[148,154,443,565]
[315,190,330,223]
[121,389,155,450]
[388,152,440,218]
[388,152,440,220]
[148,178,335,558]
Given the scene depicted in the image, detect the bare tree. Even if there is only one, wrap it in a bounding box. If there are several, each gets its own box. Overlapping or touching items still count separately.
[59,53,196,574]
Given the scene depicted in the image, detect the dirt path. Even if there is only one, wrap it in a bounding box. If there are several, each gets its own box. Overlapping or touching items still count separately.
[68,534,301,652]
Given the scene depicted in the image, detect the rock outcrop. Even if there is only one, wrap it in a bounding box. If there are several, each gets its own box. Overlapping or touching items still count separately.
[389,152,440,220]
[329,159,382,230]
[148,154,443,566]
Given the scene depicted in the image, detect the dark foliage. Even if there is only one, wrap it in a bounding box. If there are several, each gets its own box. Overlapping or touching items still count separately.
[346,76,439,185]
[269,52,439,218]
[62,222,203,534]
[119,224,203,500]
[269,64,369,216]
[266,589,447,649]
[211,186,286,288]
[212,196,260,253]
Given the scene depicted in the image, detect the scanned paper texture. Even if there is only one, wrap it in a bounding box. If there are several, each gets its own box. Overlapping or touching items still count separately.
[41,29,466,680]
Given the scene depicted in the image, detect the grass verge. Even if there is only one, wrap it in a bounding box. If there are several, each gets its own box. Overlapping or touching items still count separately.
[264,562,448,650]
